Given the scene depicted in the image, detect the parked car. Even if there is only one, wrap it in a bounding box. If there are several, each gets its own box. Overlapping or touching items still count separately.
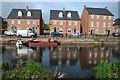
[69,32,81,38]
[4,31,16,36]
[112,33,120,37]
[51,32,64,37]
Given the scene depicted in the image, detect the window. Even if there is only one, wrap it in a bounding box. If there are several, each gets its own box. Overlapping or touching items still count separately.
[18,20,21,24]
[109,16,111,20]
[27,20,30,24]
[74,22,77,26]
[59,21,63,25]
[96,22,99,27]
[103,16,106,19]
[27,11,31,17]
[33,20,36,24]
[18,11,22,17]
[91,22,93,27]
[95,29,99,34]
[11,20,14,24]
[108,23,111,27]
[103,22,106,27]
[58,12,63,18]
[53,21,56,25]
[67,12,71,18]
[103,29,106,34]
[97,15,99,19]
[91,15,94,18]
[68,21,71,25]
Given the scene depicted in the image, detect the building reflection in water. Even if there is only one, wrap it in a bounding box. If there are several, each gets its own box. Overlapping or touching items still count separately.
[49,45,112,69]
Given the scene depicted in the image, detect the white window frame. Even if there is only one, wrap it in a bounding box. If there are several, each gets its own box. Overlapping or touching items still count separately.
[53,21,56,25]
[95,29,99,34]
[103,29,106,34]
[59,12,63,18]
[67,12,71,18]
[33,20,36,24]
[27,20,30,24]
[18,20,21,24]
[103,22,106,27]
[91,22,94,27]
[59,21,63,25]
[108,23,111,27]
[68,21,71,25]
[97,15,99,19]
[109,16,111,20]
[27,11,31,17]
[91,15,94,18]
[74,22,77,26]
[11,20,14,24]
[68,29,71,32]
[59,28,63,32]
[103,16,106,19]
[18,11,22,17]
[96,22,99,27]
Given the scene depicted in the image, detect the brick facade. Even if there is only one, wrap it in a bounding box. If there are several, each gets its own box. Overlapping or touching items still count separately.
[7,8,43,35]
[7,19,41,35]
[50,20,80,36]
[81,5,114,35]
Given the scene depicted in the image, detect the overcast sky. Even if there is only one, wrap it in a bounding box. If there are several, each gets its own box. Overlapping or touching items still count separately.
[1,2,119,23]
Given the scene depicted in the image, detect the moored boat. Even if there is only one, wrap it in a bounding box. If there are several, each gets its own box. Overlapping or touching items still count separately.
[28,41,60,47]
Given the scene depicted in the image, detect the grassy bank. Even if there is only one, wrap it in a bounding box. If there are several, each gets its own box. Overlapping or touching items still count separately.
[92,61,120,79]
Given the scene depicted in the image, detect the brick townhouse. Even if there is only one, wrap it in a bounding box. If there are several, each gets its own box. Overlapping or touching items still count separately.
[0,16,7,34]
[81,5,114,35]
[50,9,80,36]
[113,18,120,33]
[7,6,43,35]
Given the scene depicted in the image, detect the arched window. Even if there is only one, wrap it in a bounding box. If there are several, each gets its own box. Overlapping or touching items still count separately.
[96,22,99,27]
[67,12,71,18]
[27,11,31,17]
[91,22,94,27]
[58,12,63,18]
[18,11,22,17]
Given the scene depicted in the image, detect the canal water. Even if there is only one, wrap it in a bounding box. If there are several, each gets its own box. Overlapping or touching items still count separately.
[1,44,120,78]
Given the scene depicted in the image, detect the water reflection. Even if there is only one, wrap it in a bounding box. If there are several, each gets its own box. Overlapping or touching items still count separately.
[1,44,119,78]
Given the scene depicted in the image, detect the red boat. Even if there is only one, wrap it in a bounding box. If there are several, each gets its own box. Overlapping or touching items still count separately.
[27,41,60,47]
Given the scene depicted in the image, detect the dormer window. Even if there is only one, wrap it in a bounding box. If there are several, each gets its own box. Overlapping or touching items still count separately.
[27,11,31,17]
[58,12,63,18]
[67,12,71,18]
[18,11,22,17]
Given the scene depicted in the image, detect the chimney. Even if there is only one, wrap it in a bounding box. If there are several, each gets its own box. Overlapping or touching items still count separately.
[105,6,107,9]
[84,5,86,8]
[26,6,29,10]
[63,8,65,12]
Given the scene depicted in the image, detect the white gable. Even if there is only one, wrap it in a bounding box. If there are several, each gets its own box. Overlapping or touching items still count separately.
[58,12,63,18]
[18,11,22,17]
[27,11,31,17]
[67,12,71,18]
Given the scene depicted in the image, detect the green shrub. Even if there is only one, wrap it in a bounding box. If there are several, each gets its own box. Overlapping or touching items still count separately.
[2,61,9,71]
[3,61,52,79]
[92,61,120,79]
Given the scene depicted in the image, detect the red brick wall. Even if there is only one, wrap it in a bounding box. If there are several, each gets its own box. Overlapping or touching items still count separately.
[81,7,114,35]
[50,20,80,36]
[7,18,41,35]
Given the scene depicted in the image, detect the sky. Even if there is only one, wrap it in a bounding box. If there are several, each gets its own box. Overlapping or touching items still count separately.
[1,2,120,24]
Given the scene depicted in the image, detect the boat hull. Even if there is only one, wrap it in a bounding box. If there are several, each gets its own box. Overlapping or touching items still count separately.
[28,41,60,47]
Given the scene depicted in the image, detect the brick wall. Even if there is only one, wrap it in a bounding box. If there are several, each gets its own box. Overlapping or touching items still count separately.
[50,19,80,36]
[7,18,41,35]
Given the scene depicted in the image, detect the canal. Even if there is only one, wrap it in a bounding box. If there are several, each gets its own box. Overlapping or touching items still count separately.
[1,44,120,78]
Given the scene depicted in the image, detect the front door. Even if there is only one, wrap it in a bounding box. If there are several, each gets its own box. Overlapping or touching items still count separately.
[107,30,110,36]
[90,29,93,35]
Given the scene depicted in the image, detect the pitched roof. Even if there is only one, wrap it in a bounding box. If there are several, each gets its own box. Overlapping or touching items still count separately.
[86,7,114,16]
[7,9,42,19]
[113,18,120,26]
[50,10,80,20]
